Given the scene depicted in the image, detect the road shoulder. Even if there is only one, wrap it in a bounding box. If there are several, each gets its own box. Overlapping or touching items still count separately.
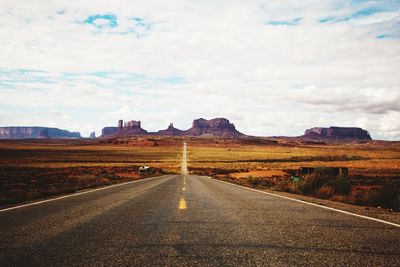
[212,176,400,226]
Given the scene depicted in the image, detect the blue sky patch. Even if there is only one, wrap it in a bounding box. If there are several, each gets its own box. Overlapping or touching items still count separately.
[377,34,391,39]
[351,6,383,18]
[82,14,153,37]
[85,13,118,28]
[319,16,337,23]
[0,69,186,93]
[319,0,400,24]
[319,7,383,24]
[266,18,302,26]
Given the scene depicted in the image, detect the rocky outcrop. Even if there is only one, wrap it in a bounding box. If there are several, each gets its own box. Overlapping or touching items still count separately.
[101,118,245,138]
[101,120,147,137]
[101,127,118,136]
[38,129,50,139]
[0,127,81,139]
[157,123,184,136]
[303,127,372,140]
[118,120,147,136]
[183,118,244,137]
[89,132,96,139]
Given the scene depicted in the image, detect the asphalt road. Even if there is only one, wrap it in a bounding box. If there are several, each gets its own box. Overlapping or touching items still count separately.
[0,143,399,266]
[0,174,399,266]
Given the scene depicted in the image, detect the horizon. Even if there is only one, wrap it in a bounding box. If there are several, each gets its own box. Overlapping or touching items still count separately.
[0,117,377,139]
[1,0,399,140]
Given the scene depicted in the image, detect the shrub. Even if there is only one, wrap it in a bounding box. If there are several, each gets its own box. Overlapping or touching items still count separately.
[329,176,352,195]
[297,167,352,197]
[347,186,398,209]
[330,194,348,203]
[298,173,328,194]
[376,186,399,209]
[351,187,379,206]
[248,177,275,188]
[315,186,335,199]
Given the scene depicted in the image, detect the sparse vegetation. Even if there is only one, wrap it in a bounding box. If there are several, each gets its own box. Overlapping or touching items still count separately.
[186,139,400,210]
[1,137,399,210]
[0,139,180,205]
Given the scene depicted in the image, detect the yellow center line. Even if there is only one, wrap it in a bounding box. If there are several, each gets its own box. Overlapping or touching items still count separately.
[179,197,187,209]
[182,187,186,191]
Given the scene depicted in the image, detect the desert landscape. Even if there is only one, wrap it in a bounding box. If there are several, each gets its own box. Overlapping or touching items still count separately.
[1,130,399,214]
[2,1,400,264]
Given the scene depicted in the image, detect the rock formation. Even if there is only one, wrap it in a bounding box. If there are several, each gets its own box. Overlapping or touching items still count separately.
[101,127,118,136]
[157,123,184,136]
[101,120,147,137]
[183,118,244,137]
[101,118,245,138]
[89,132,96,139]
[0,127,81,139]
[303,126,372,140]
[100,119,374,140]
[119,120,148,135]
[38,129,50,139]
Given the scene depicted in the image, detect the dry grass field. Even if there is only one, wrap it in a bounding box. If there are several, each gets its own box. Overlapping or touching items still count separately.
[0,138,182,205]
[186,139,400,210]
[0,137,399,210]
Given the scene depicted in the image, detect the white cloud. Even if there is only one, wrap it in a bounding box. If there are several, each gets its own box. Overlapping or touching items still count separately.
[378,112,400,139]
[0,0,399,138]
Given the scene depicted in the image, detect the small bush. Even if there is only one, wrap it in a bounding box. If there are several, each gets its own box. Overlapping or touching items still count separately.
[376,186,399,209]
[296,167,351,197]
[298,173,328,194]
[248,177,275,188]
[329,176,352,195]
[351,187,379,206]
[249,177,261,187]
[347,186,399,209]
[330,194,348,203]
[315,186,335,199]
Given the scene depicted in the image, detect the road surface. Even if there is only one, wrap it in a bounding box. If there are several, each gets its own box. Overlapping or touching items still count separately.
[0,144,400,266]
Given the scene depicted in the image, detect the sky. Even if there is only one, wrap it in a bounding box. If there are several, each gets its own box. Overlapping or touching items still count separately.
[0,0,399,139]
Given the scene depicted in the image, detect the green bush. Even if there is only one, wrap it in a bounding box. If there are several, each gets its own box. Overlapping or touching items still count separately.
[297,167,351,196]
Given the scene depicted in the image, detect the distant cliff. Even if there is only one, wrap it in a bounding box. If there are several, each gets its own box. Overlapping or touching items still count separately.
[183,118,244,137]
[303,127,372,140]
[101,118,245,138]
[101,127,119,137]
[0,127,81,139]
[101,120,147,137]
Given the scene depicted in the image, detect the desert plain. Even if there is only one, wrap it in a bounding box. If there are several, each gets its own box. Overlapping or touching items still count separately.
[0,136,399,217]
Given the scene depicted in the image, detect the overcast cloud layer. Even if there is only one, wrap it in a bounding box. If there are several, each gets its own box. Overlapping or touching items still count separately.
[0,0,399,139]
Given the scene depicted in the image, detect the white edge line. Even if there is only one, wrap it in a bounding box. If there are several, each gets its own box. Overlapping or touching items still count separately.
[0,175,173,213]
[212,177,400,228]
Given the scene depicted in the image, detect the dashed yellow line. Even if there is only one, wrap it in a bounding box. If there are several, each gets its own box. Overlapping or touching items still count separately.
[182,187,186,191]
[179,198,187,209]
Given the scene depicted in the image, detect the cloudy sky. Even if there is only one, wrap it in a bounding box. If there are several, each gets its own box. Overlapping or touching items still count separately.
[0,0,399,139]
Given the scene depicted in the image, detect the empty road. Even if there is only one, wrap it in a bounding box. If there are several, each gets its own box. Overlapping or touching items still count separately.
[0,144,400,266]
